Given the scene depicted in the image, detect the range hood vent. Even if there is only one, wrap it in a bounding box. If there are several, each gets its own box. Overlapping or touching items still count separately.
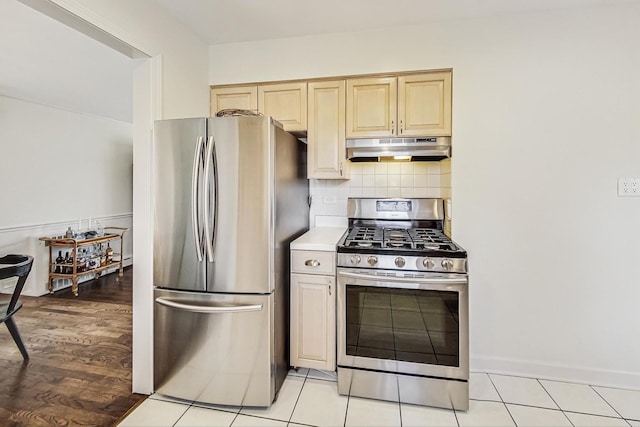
[346,137,451,162]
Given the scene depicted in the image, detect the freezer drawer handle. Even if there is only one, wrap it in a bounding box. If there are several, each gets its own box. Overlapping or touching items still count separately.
[304,259,320,267]
[155,297,263,314]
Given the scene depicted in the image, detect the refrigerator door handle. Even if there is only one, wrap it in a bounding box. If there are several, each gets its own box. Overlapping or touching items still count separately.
[203,135,218,262]
[155,297,263,314]
[191,136,205,262]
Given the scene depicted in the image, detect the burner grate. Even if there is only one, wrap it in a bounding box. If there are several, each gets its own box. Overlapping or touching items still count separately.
[344,226,384,248]
[342,225,464,255]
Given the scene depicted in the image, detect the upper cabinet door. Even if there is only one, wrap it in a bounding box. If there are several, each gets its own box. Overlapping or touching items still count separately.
[258,82,307,132]
[398,72,452,137]
[307,80,348,179]
[210,86,258,116]
[346,77,397,138]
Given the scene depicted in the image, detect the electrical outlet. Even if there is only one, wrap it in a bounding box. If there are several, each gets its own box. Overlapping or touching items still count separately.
[618,178,640,197]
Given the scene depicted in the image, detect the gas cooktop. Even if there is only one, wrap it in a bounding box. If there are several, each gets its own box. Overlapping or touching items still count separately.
[336,198,468,273]
[339,225,465,258]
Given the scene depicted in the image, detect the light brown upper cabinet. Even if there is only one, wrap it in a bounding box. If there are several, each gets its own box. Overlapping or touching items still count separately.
[346,77,397,138]
[210,85,258,116]
[307,80,348,179]
[347,71,452,138]
[398,72,451,137]
[258,82,307,133]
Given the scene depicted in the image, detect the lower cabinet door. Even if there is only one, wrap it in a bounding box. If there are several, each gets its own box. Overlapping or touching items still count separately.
[290,273,336,371]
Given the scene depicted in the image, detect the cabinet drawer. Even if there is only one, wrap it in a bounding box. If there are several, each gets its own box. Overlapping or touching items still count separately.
[291,250,335,276]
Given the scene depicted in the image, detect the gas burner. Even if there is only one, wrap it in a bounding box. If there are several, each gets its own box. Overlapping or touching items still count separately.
[338,203,466,263]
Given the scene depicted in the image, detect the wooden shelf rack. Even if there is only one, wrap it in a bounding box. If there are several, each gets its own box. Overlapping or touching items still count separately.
[39,226,128,296]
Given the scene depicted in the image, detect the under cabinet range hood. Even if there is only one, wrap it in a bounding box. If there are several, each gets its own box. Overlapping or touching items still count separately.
[346,137,451,162]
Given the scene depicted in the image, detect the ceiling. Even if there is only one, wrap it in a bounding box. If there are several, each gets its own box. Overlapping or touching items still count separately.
[152,0,636,45]
[0,0,134,123]
[1,0,637,124]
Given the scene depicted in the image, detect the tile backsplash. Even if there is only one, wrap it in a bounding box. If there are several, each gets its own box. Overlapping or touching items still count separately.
[310,159,454,235]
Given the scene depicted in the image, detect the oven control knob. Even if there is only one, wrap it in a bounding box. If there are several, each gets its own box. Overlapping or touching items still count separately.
[350,255,361,265]
[367,256,378,266]
[422,258,435,269]
[441,259,454,270]
[395,257,406,268]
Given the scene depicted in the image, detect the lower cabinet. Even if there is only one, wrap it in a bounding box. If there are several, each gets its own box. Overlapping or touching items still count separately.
[290,251,336,371]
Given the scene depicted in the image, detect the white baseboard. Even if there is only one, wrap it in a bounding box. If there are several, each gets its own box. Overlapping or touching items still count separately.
[471,354,640,391]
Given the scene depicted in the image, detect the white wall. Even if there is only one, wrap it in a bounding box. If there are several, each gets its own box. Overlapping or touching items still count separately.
[1,0,134,123]
[49,0,209,119]
[210,4,640,389]
[0,95,133,295]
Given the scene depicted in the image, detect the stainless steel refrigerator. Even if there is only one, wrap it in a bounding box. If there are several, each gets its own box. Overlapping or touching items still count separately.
[152,116,309,407]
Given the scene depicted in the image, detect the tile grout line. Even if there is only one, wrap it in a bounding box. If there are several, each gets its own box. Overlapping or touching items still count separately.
[170,402,190,427]
[473,375,631,421]
[563,409,629,420]
[229,409,240,427]
[486,374,518,426]
[287,373,308,425]
[486,374,506,403]
[396,374,403,427]
[452,403,461,427]
[536,379,561,410]
[343,394,350,427]
[478,370,640,393]
[501,401,520,427]
[590,385,627,420]
[535,377,574,426]
[560,410,577,427]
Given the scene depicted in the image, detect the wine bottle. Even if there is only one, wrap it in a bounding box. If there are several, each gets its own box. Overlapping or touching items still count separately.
[105,243,113,265]
[99,243,107,267]
[64,251,71,274]
[55,250,64,273]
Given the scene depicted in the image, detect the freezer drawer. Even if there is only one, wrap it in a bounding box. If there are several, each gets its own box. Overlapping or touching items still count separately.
[154,289,275,406]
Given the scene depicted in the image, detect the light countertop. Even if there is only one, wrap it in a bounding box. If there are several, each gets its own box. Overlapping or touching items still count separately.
[291,227,347,252]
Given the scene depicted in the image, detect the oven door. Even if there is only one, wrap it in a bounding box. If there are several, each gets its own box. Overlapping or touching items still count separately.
[337,268,468,380]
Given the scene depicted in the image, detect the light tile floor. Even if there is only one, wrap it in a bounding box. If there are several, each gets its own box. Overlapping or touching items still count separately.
[119,370,640,427]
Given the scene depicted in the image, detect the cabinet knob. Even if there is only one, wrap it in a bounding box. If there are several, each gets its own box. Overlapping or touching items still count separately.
[400,120,404,134]
[391,120,395,134]
[305,259,320,267]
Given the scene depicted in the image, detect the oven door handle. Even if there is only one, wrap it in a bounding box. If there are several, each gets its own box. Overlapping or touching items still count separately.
[338,271,468,285]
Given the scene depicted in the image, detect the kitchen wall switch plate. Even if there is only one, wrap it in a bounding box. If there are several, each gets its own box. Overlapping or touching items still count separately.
[617,178,640,197]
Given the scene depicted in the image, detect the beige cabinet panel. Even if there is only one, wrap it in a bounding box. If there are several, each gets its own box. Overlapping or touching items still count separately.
[291,249,336,276]
[346,77,397,138]
[210,86,258,116]
[307,80,348,179]
[258,82,307,132]
[398,72,452,136]
[290,273,336,371]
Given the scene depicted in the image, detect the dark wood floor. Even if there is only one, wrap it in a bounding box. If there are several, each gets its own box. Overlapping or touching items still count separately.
[0,267,144,426]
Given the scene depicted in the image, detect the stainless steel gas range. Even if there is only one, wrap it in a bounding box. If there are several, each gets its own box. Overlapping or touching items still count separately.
[336,198,469,411]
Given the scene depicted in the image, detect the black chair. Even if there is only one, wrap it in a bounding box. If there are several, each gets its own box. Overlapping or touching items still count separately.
[0,254,34,360]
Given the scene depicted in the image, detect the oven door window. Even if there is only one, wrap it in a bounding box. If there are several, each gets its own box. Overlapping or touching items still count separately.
[346,285,459,367]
